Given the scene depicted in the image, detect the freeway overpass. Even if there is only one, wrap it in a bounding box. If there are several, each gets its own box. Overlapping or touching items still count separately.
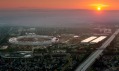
[76,29,119,71]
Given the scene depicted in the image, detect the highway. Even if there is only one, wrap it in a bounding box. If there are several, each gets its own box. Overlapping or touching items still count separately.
[75,29,119,71]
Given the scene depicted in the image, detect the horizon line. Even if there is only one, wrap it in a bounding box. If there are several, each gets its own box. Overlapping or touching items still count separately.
[0,8,119,11]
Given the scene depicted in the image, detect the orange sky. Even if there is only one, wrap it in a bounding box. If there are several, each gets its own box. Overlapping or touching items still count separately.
[0,0,118,10]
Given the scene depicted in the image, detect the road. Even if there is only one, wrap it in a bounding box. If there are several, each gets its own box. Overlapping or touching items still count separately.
[75,29,119,71]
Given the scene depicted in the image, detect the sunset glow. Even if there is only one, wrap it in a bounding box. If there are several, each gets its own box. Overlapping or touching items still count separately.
[0,0,118,10]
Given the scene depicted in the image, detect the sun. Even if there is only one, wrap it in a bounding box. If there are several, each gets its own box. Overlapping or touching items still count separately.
[90,4,109,11]
[97,6,101,11]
